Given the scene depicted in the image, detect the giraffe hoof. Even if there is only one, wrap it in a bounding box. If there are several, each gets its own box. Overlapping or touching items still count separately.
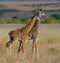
[6,42,10,47]
[17,49,20,53]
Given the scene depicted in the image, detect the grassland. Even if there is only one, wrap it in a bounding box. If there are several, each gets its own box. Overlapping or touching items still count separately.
[0,24,60,63]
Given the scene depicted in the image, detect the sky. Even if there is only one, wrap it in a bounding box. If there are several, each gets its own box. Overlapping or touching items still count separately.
[0,0,60,1]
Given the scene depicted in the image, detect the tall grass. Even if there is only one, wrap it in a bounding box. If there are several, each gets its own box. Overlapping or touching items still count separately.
[0,24,60,63]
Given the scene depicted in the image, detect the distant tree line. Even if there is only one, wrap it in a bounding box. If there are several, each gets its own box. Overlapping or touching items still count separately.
[0,14,60,24]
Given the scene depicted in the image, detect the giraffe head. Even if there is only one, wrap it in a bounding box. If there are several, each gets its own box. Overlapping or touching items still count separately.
[35,9,45,18]
[32,9,45,21]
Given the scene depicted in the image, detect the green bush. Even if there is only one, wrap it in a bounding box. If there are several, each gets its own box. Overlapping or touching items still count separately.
[0,18,30,24]
[6,19,21,24]
[0,19,21,24]
[21,18,30,24]
[12,16,19,19]
[41,17,58,23]
[0,16,60,24]
[51,14,60,20]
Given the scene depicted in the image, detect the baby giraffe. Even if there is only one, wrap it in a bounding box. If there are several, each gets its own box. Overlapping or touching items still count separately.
[28,9,45,58]
[15,9,45,59]
[6,11,38,57]
[6,9,45,59]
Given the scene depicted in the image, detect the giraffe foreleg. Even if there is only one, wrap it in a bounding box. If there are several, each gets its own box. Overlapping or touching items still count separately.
[21,36,28,60]
[32,36,39,59]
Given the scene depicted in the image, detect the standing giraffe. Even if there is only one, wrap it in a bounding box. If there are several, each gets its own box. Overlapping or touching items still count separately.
[29,9,45,58]
[17,9,45,59]
[6,9,45,58]
[6,11,38,57]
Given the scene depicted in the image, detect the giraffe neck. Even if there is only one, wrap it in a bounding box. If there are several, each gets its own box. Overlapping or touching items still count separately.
[20,18,36,35]
[33,16,40,30]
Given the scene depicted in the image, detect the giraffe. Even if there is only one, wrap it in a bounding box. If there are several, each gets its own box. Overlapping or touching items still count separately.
[17,9,45,59]
[6,10,38,57]
[6,13,37,47]
[6,9,45,59]
[29,9,45,58]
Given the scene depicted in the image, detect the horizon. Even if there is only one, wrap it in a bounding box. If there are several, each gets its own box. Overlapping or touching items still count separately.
[0,0,60,2]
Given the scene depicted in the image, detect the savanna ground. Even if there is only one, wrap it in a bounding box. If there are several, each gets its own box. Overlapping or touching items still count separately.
[0,24,60,63]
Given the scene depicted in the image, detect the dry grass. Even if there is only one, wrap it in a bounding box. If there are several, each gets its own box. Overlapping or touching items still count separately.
[0,24,60,63]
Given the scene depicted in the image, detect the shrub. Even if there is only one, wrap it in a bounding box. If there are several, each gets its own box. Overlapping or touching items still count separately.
[0,19,21,24]
[51,14,60,20]
[0,18,30,24]
[6,19,21,24]
[12,16,19,19]
[41,17,58,24]
[21,18,30,24]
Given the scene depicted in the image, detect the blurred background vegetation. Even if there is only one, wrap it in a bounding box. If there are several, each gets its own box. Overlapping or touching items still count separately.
[0,2,60,24]
[41,14,60,23]
[0,13,60,24]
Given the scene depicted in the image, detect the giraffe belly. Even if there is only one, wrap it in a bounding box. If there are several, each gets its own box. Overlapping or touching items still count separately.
[28,33,34,40]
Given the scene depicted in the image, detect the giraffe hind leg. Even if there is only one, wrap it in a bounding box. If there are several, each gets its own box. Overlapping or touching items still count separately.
[6,37,14,57]
[6,37,14,47]
[17,40,22,53]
